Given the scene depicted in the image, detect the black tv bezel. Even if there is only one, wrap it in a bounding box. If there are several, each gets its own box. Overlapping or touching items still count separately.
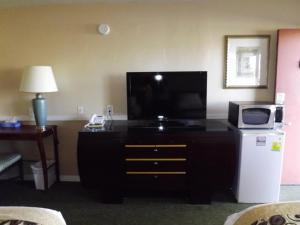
[126,71,207,121]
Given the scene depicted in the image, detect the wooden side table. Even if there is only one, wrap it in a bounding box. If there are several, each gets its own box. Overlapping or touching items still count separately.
[0,125,60,190]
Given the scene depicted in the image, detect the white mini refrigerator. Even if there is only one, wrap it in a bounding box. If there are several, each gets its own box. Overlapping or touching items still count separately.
[234,129,285,203]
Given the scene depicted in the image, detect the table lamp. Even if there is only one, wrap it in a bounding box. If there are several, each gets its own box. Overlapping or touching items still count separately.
[20,66,58,130]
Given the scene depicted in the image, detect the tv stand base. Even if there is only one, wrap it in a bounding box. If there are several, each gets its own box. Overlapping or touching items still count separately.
[77,120,235,204]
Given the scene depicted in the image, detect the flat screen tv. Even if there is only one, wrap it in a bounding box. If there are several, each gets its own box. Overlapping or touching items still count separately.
[127,71,207,120]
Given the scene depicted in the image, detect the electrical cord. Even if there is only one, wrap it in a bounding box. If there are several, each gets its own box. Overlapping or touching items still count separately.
[107,109,113,121]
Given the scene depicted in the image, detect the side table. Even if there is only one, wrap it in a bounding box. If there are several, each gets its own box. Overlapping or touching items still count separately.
[0,125,60,190]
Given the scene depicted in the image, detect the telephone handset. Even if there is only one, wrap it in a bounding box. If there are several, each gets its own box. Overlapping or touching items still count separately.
[89,114,105,124]
[85,114,105,128]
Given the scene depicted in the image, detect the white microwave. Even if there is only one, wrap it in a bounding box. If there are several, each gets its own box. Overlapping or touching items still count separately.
[228,101,284,129]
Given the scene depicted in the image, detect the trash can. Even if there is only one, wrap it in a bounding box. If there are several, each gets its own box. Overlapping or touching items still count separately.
[31,160,56,190]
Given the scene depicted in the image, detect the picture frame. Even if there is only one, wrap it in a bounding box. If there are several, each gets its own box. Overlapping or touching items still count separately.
[224,35,270,88]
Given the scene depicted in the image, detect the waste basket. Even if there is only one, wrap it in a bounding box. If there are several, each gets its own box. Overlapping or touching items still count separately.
[31,160,56,190]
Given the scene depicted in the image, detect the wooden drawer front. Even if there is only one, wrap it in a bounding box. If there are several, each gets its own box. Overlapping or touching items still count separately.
[124,144,187,158]
[125,160,186,172]
[125,174,187,190]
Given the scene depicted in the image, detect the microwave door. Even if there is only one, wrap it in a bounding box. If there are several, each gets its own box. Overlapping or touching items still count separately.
[238,105,276,129]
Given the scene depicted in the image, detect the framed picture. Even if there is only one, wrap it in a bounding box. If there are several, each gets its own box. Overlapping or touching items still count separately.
[224,35,270,88]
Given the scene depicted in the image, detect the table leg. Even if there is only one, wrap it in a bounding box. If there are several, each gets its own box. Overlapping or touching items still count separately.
[37,137,48,190]
[52,126,60,182]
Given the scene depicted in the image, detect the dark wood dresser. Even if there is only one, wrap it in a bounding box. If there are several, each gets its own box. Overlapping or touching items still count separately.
[77,120,236,203]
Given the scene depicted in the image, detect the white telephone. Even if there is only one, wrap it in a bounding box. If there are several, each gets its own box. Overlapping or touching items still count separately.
[85,114,105,128]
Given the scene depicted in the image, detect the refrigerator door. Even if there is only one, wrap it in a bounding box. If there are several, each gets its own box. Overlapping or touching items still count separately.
[236,130,285,203]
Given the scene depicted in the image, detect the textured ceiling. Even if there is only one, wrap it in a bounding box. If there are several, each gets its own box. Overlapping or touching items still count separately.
[0,0,198,8]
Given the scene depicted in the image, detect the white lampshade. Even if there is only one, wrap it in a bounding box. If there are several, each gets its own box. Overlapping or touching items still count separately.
[20,66,58,93]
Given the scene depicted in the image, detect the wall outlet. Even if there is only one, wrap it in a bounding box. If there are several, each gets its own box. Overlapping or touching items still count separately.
[106,105,113,116]
[77,105,85,114]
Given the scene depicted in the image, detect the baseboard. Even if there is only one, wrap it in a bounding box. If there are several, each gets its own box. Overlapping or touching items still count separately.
[24,174,80,182]
[60,175,80,182]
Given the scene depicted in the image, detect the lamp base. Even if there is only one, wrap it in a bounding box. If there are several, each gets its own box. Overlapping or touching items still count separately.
[36,126,46,131]
[32,93,47,129]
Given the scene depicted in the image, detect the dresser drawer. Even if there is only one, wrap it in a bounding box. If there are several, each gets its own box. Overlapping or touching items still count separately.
[124,144,187,158]
[125,173,187,190]
[125,159,186,172]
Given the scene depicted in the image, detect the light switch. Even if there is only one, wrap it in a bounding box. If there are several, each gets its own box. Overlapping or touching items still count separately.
[275,93,285,105]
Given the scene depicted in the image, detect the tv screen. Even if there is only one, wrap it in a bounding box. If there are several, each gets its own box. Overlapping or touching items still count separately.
[127,71,207,120]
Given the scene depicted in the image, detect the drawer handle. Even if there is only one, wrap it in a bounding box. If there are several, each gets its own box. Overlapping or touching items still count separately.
[156,145,187,148]
[154,149,158,152]
[154,162,158,165]
[154,175,159,179]
[125,145,156,148]
[125,158,187,161]
[126,171,186,175]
